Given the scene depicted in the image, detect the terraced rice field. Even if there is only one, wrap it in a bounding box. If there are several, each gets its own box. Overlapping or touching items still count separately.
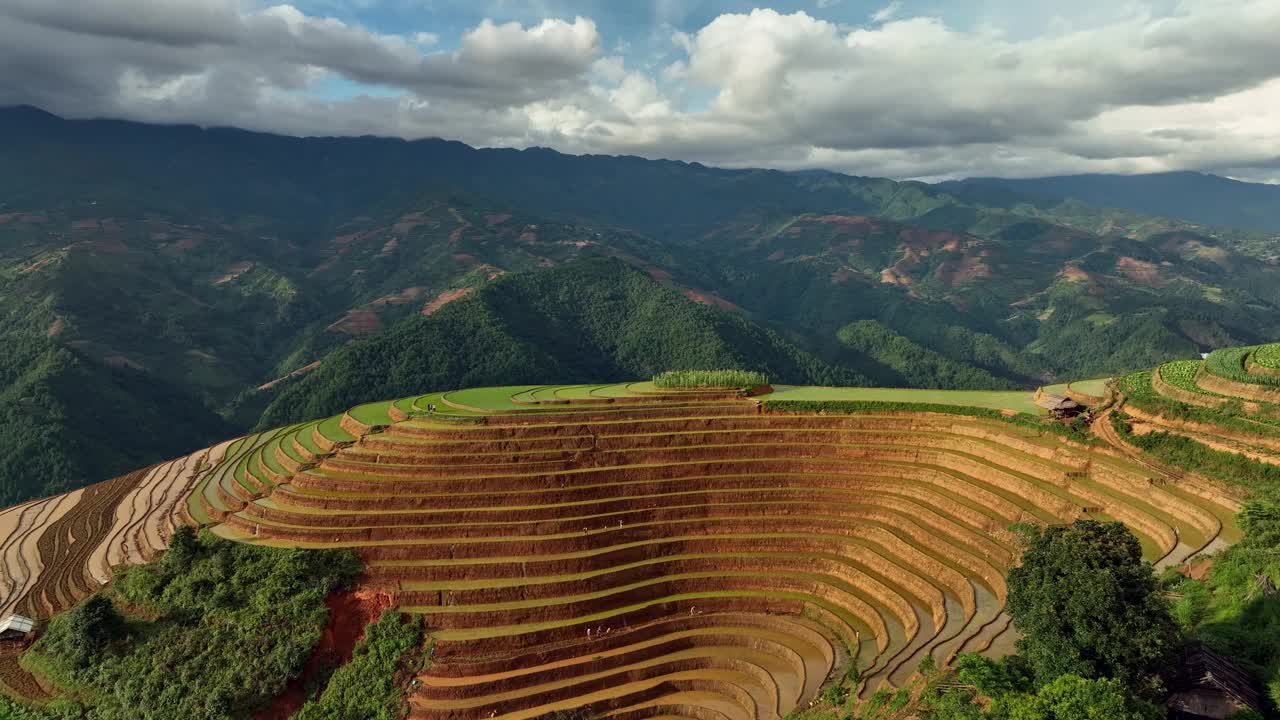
[0,375,1259,715]
[0,441,232,619]
[188,381,1240,720]
[1121,349,1280,464]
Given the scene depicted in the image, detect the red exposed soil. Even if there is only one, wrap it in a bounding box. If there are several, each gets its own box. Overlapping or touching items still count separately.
[1115,257,1166,287]
[371,287,427,306]
[380,237,400,256]
[1180,556,1214,581]
[682,289,740,312]
[485,213,512,227]
[395,212,427,236]
[647,266,673,282]
[255,588,395,720]
[0,212,17,225]
[519,231,538,244]
[900,227,964,254]
[45,317,66,338]
[423,288,474,316]
[326,308,383,336]
[213,261,255,285]
[258,361,322,392]
[1060,266,1091,283]
[71,218,100,230]
[880,267,910,287]
[767,250,786,261]
[448,208,471,245]
[936,252,994,287]
[815,215,876,228]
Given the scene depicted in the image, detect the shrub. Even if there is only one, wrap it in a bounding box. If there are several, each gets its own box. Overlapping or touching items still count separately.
[24,530,361,720]
[1111,412,1280,496]
[652,369,767,389]
[294,611,425,720]
[1120,371,1280,438]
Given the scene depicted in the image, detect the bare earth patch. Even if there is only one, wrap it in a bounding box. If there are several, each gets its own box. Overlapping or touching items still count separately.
[213,261,255,285]
[423,287,474,316]
[448,208,472,244]
[370,287,427,307]
[254,589,396,720]
[682,288,741,312]
[258,361,322,392]
[326,308,383,336]
[1115,256,1166,287]
[45,317,66,338]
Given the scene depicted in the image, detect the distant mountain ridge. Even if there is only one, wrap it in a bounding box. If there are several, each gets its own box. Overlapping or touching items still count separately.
[3,105,1280,504]
[940,172,1280,234]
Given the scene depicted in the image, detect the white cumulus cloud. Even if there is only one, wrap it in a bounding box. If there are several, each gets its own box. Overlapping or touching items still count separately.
[0,0,1278,181]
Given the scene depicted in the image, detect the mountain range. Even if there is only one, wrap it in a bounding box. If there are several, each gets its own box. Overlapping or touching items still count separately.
[2,105,1279,504]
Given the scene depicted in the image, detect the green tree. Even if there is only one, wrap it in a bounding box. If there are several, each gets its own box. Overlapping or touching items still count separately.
[60,595,123,668]
[991,675,1163,720]
[1006,520,1179,694]
[164,525,199,572]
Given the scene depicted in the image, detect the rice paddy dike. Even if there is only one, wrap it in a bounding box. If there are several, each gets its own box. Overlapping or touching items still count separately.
[2,368,1269,718]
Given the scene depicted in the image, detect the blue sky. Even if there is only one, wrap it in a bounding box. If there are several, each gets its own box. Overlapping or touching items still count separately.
[0,0,1276,182]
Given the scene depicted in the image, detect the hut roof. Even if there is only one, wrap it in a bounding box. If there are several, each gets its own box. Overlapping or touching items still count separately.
[0,615,33,635]
[1035,394,1079,411]
[1170,642,1262,714]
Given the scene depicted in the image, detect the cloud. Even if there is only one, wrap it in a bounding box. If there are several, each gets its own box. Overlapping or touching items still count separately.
[1,1,1279,181]
[870,1,902,23]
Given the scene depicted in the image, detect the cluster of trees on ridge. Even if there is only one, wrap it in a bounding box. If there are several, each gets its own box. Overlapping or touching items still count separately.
[815,518,1276,720]
[257,260,868,428]
[11,529,369,718]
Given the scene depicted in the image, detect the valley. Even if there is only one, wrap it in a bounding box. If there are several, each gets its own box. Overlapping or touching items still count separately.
[4,109,1280,506]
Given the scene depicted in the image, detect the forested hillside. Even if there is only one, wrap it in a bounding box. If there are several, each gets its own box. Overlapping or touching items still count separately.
[258,259,866,426]
[4,107,1280,502]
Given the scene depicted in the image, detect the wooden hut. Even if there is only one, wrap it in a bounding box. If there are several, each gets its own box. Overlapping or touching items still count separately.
[1167,643,1263,720]
[0,614,33,641]
[1035,393,1082,419]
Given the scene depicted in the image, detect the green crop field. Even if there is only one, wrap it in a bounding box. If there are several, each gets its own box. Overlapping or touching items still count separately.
[760,385,1042,415]
[1157,361,1209,394]
[654,369,768,389]
[1254,343,1280,369]
[1206,346,1280,387]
